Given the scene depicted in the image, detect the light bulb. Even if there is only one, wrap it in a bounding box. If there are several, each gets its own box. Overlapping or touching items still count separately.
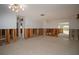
[15,10,19,12]
[12,8,14,11]
[9,6,11,9]
[20,5,23,8]
[8,4,24,13]
[22,8,24,11]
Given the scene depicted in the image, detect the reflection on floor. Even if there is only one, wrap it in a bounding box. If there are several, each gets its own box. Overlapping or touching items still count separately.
[0,36,79,55]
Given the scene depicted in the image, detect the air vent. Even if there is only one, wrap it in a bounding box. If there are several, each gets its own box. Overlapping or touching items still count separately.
[40,14,45,16]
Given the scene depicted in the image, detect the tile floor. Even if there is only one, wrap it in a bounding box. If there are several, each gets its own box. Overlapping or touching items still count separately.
[0,36,79,55]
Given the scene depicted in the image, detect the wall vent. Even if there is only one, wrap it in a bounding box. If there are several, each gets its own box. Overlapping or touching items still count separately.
[40,14,45,16]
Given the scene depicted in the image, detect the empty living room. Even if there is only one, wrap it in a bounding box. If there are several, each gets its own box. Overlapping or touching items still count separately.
[0,2,79,59]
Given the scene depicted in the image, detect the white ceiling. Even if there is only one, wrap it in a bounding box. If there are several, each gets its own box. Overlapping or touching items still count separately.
[0,4,79,20]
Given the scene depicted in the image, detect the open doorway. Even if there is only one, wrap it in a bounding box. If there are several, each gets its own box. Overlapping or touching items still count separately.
[58,22,69,40]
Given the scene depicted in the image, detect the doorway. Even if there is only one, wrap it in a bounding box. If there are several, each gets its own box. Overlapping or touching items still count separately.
[58,22,69,40]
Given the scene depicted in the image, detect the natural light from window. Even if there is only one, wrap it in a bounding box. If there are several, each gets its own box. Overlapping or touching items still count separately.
[58,22,69,35]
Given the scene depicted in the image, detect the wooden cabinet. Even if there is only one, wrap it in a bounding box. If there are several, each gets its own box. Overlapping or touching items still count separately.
[39,29,43,35]
[29,29,33,37]
[0,29,2,46]
[24,29,27,39]
[46,29,59,37]
[12,29,17,42]
[6,29,10,44]
[33,29,37,36]
[0,29,2,40]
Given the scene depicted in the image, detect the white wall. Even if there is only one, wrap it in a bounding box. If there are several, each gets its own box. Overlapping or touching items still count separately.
[43,19,69,28]
[0,14,16,29]
[0,14,79,29]
[24,18,43,28]
[0,5,16,29]
[0,4,79,29]
[69,19,79,29]
[0,5,43,29]
[42,18,79,29]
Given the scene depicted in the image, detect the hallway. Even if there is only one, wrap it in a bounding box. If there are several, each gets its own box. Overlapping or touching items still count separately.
[0,36,79,55]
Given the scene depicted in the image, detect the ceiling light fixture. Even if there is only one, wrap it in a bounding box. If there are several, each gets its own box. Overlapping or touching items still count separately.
[8,4,24,13]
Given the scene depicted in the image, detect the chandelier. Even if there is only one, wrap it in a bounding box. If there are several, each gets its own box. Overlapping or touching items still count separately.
[8,4,24,13]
